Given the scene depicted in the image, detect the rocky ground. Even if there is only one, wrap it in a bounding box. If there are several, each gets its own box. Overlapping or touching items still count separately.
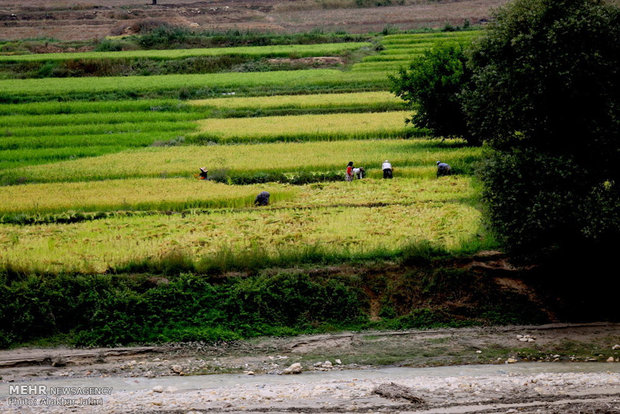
[1,323,619,413]
[2,364,620,413]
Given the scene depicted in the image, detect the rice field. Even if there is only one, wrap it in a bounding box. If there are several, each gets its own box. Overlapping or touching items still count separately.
[0,201,481,274]
[0,29,490,274]
[0,139,480,184]
[0,179,297,215]
[0,99,185,115]
[0,69,390,102]
[192,111,421,143]
[189,91,402,110]
[0,42,371,63]
[0,174,473,215]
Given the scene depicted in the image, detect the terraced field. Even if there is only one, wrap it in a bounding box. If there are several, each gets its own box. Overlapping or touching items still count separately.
[0,29,491,275]
[0,42,371,62]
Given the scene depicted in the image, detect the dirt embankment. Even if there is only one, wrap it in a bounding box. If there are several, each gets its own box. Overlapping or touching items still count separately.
[0,0,509,41]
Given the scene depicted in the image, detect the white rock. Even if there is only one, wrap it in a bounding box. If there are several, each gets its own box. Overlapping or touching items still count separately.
[152,386,164,393]
[165,386,178,393]
[335,359,342,365]
[612,344,620,350]
[171,365,183,374]
[322,361,333,368]
[607,357,615,362]
[283,363,302,374]
[505,358,518,364]
[476,350,482,354]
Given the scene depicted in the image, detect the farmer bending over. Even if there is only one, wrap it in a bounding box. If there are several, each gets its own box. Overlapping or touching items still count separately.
[255,191,270,206]
[382,160,393,179]
[436,161,451,177]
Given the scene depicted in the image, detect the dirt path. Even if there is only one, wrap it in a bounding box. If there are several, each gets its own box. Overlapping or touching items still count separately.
[1,323,619,413]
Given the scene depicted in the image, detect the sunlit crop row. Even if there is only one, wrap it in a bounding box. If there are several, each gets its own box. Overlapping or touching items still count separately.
[192,111,416,142]
[0,139,480,184]
[190,91,402,110]
[0,178,296,214]
[0,201,482,273]
[0,174,474,215]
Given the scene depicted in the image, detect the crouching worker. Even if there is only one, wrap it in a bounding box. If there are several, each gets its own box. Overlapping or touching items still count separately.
[198,167,208,180]
[345,162,354,182]
[255,191,270,206]
[353,167,365,179]
[382,160,393,179]
[436,161,451,177]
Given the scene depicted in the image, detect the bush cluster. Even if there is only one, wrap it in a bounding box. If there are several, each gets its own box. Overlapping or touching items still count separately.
[0,272,363,348]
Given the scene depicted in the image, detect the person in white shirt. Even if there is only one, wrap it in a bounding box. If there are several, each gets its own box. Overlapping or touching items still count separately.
[382,160,393,179]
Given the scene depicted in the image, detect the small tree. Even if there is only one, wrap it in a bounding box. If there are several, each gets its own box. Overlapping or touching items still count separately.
[390,43,475,144]
[464,0,620,256]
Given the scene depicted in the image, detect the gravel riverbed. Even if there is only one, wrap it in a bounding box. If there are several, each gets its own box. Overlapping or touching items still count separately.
[2,363,619,413]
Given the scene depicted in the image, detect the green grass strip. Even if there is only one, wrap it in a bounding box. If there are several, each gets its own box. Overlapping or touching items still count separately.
[0,70,391,102]
[0,42,371,63]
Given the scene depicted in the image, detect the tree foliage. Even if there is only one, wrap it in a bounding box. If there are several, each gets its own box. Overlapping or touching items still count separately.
[390,43,475,143]
[466,0,620,256]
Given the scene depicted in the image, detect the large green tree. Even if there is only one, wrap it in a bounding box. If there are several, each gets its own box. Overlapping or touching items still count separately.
[464,0,619,256]
[390,43,475,143]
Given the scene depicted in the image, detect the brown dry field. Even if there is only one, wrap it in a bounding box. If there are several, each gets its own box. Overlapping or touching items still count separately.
[0,0,508,41]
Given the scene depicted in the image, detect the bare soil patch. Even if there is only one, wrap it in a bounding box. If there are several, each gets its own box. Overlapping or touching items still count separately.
[0,0,509,41]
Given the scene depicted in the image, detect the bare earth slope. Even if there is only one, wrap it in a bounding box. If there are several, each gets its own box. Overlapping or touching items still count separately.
[0,0,508,41]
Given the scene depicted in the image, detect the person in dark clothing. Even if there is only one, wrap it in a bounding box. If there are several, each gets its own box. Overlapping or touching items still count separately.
[198,167,208,180]
[255,191,270,206]
[436,161,451,177]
